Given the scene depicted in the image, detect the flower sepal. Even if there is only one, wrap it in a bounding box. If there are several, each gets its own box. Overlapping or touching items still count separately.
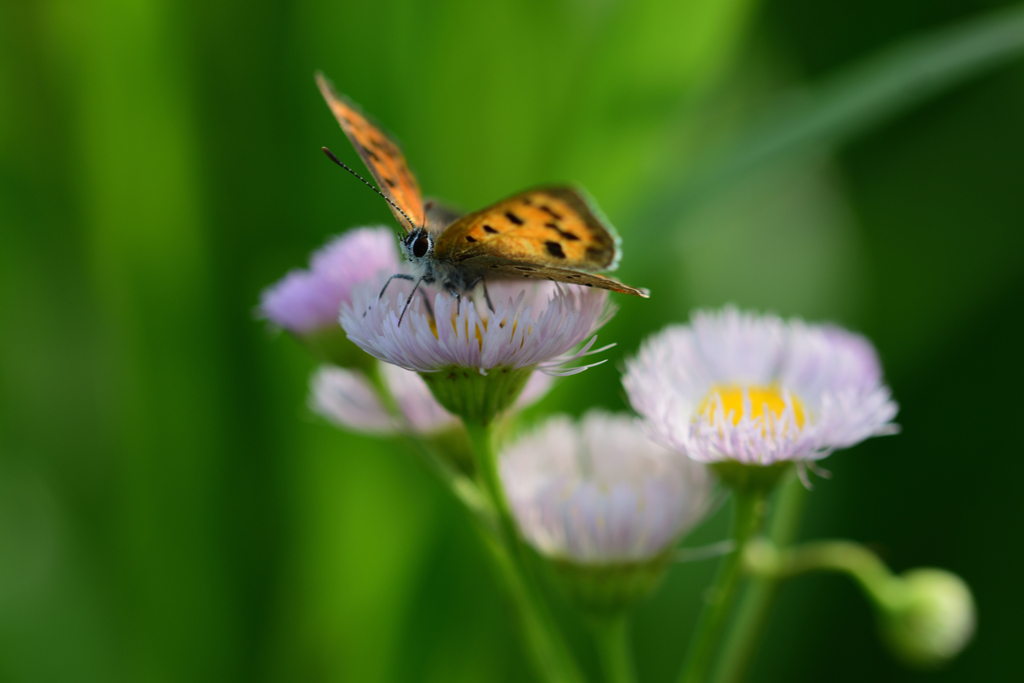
[546,551,674,617]
[421,365,534,426]
[711,461,793,494]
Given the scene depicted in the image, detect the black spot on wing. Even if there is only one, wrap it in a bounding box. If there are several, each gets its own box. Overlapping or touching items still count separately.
[383,177,397,188]
[545,241,566,258]
[514,266,535,271]
[505,211,524,225]
[540,205,563,220]
[483,225,498,234]
[545,222,579,241]
[465,236,477,242]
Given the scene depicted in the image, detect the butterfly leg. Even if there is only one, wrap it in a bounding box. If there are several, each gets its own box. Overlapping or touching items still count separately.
[480,278,495,313]
[397,276,427,327]
[467,277,495,313]
[379,273,415,300]
[451,289,462,316]
[417,287,435,320]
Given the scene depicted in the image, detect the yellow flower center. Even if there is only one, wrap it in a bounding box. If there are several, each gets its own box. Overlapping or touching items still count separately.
[698,384,807,435]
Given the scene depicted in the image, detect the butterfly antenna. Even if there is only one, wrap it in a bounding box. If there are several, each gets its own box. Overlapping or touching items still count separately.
[322,147,416,230]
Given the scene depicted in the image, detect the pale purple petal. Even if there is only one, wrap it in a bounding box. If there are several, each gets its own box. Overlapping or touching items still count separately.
[379,363,459,434]
[260,227,399,333]
[309,366,394,434]
[500,412,712,564]
[340,275,612,375]
[623,306,899,465]
[781,323,883,401]
[310,362,552,436]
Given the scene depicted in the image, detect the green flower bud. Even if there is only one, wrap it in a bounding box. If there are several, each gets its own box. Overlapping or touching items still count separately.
[879,568,976,668]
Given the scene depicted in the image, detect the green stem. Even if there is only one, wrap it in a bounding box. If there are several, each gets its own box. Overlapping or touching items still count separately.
[711,474,806,683]
[773,540,899,608]
[590,616,637,683]
[367,362,493,527]
[677,489,768,683]
[464,421,585,683]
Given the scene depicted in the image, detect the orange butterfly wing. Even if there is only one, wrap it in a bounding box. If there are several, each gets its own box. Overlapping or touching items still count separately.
[434,187,618,268]
[464,257,650,297]
[434,186,649,297]
[316,73,425,231]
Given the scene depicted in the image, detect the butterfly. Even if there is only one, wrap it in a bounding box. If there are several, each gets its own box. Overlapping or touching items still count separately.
[315,73,650,321]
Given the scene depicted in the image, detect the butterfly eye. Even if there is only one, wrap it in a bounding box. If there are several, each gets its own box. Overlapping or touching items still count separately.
[413,234,430,258]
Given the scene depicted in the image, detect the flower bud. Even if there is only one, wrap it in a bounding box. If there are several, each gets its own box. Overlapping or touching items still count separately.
[879,568,975,668]
[501,412,712,614]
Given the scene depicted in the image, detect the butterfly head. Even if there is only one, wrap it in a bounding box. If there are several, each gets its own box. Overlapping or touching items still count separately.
[400,228,434,263]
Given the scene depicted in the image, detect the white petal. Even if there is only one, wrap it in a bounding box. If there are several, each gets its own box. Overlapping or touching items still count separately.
[501,411,712,564]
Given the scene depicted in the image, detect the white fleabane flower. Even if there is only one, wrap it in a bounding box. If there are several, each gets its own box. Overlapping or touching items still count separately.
[623,307,898,472]
[260,227,398,334]
[259,227,399,366]
[341,277,611,376]
[501,411,711,564]
[340,276,612,424]
[311,364,554,436]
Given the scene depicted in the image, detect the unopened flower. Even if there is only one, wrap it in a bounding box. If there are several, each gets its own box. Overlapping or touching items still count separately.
[500,411,711,612]
[623,307,898,482]
[502,411,711,563]
[879,569,976,668]
[311,364,554,436]
[259,227,398,365]
[340,277,612,423]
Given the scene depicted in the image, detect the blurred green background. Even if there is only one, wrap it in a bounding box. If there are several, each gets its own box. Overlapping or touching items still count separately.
[2,0,1022,681]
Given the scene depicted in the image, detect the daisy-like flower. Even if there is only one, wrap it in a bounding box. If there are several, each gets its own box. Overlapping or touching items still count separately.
[310,363,554,436]
[500,411,711,611]
[340,276,612,424]
[259,227,398,365]
[260,227,398,333]
[623,307,898,486]
[501,411,711,564]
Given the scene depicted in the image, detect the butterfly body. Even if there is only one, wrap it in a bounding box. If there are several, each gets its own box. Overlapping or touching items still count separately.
[398,227,480,295]
[316,73,650,303]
